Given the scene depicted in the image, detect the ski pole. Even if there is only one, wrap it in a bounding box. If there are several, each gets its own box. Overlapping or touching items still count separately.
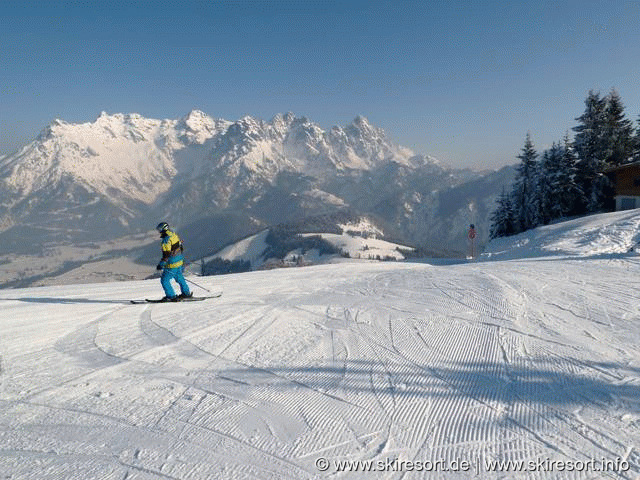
[185,277,212,294]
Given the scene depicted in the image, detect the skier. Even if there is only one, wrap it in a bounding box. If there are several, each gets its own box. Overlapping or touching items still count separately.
[467,224,477,259]
[155,222,192,301]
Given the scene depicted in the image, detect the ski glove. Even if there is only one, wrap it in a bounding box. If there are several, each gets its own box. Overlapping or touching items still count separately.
[156,262,165,270]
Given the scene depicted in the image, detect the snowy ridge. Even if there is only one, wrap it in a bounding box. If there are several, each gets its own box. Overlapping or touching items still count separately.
[204,229,271,266]
[1,216,639,478]
[484,209,640,260]
[207,113,423,182]
[2,110,229,205]
[205,229,412,270]
[338,217,384,238]
[301,232,413,261]
[0,110,452,248]
[203,216,413,271]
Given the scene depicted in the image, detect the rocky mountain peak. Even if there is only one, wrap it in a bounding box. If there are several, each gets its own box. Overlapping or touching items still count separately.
[178,110,227,144]
[352,114,371,128]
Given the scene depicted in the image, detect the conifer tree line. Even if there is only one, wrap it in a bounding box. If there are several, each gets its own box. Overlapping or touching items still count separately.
[490,89,640,239]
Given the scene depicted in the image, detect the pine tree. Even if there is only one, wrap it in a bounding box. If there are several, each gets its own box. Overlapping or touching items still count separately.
[573,90,608,212]
[558,133,583,216]
[512,133,540,232]
[533,135,584,225]
[604,89,634,167]
[538,143,563,224]
[634,116,640,162]
[572,89,634,211]
[489,188,516,239]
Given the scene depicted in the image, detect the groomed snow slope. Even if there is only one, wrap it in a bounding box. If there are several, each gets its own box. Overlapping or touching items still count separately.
[1,212,640,479]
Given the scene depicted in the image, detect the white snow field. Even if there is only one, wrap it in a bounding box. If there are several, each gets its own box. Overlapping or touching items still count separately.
[1,211,640,479]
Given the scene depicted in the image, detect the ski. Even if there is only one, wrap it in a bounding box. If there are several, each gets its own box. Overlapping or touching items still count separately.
[130,293,221,305]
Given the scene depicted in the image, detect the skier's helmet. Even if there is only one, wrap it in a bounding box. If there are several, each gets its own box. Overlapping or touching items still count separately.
[156,222,170,233]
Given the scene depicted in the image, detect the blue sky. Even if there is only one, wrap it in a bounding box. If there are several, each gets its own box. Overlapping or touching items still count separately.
[2,0,639,169]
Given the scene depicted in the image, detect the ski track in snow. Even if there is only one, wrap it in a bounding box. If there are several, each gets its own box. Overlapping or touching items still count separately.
[0,257,639,479]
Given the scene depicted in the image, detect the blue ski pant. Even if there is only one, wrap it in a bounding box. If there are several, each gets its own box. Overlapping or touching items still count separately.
[161,266,191,298]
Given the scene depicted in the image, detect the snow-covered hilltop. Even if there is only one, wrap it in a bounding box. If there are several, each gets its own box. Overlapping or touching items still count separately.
[203,215,414,273]
[484,209,640,260]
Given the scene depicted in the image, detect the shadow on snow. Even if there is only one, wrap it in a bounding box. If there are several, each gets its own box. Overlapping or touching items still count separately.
[211,358,640,413]
[2,297,134,305]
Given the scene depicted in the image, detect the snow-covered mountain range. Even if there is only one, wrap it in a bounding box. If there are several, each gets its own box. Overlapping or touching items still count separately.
[0,110,514,254]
